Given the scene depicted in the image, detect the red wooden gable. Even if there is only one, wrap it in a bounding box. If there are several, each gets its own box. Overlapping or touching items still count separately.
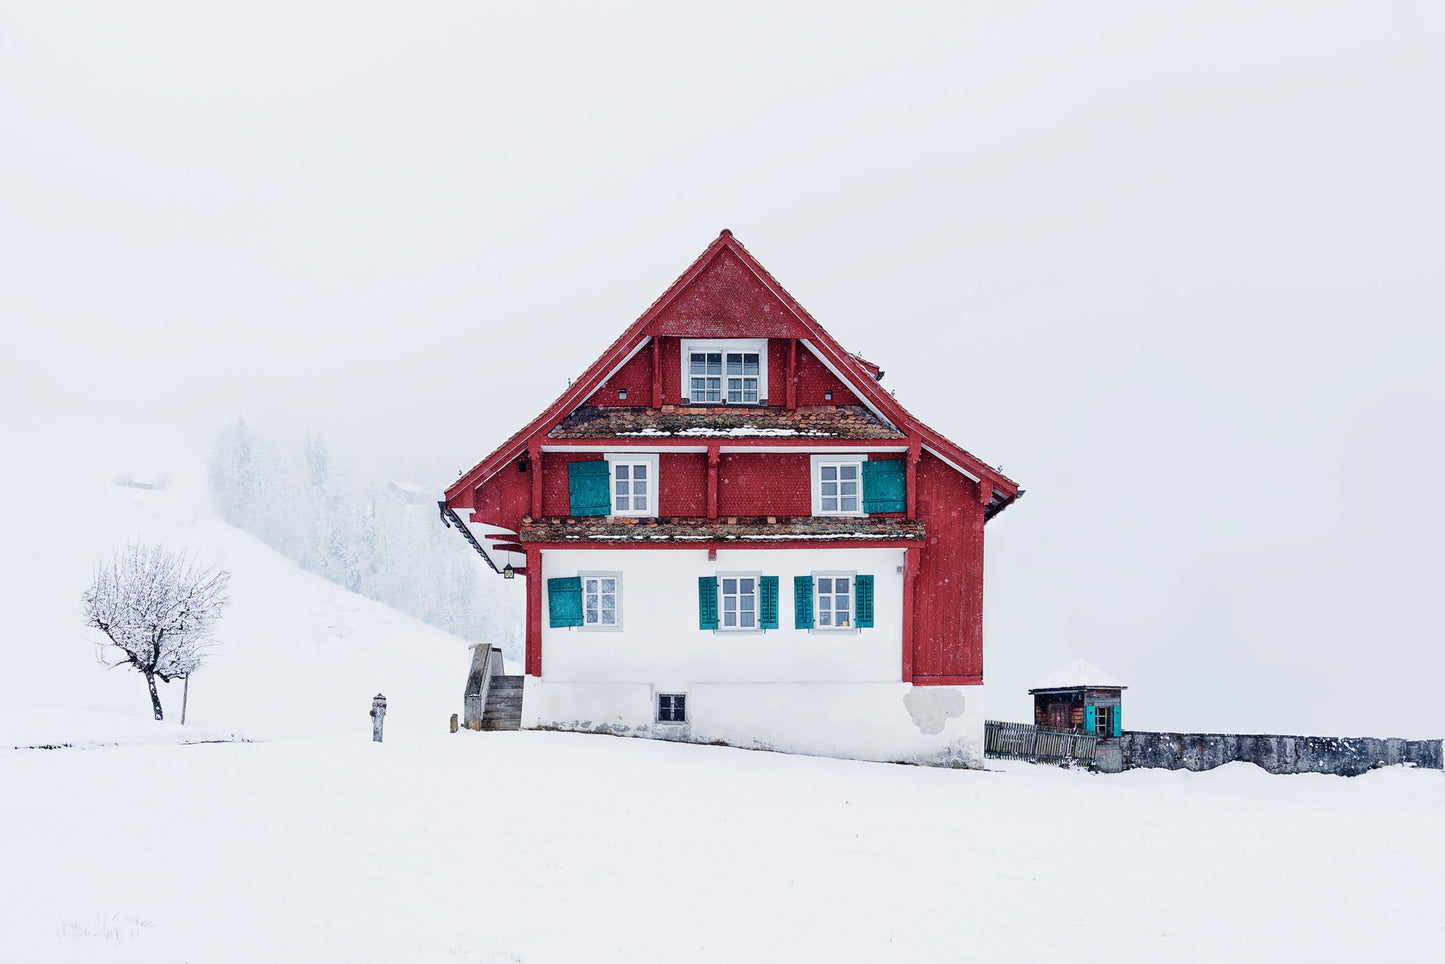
[445,230,1019,512]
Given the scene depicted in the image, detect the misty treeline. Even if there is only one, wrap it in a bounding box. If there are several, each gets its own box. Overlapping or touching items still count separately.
[208,417,520,649]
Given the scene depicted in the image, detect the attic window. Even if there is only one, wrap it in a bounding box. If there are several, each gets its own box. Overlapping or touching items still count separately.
[618,389,627,400]
[680,339,766,405]
[825,390,833,400]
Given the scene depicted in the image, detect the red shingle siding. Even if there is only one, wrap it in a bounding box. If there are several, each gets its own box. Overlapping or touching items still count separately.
[650,248,813,340]
[795,348,860,407]
[469,459,530,528]
[659,452,707,516]
[584,348,652,407]
[717,453,813,517]
[658,336,682,403]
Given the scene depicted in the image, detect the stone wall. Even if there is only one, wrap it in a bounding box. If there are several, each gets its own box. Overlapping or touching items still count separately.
[1105,731,1443,776]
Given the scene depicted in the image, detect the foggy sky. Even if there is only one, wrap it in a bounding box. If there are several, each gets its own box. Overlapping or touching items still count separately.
[4,2,1443,735]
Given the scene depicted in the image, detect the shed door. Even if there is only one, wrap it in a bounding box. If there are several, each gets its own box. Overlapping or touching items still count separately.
[1047,703,1068,729]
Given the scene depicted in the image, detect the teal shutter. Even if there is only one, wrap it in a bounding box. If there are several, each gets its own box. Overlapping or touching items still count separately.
[854,575,874,628]
[547,577,583,628]
[794,575,813,629]
[862,459,906,514]
[760,576,779,629]
[1113,707,1122,738]
[1085,705,1096,734]
[698,576,718,630]
[567,460,611,516]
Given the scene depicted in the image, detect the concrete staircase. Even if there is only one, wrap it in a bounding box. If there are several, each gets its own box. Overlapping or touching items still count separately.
[481,675,524,731]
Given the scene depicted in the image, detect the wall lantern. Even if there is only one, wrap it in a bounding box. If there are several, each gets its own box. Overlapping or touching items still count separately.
[503,564,516,580]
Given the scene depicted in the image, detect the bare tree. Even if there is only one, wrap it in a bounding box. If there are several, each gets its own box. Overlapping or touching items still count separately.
[82,542,231,721]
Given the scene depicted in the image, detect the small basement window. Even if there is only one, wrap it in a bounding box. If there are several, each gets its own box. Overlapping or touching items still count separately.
[656,693,687,724]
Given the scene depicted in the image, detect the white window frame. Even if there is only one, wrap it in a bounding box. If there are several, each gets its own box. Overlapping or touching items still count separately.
[578,571,623,632]
[656,692,688,724]
[680,338,768,406]
[810,454,868,517]
[604,452,658,517]
[716,571,763,633]
[811,570,858,633]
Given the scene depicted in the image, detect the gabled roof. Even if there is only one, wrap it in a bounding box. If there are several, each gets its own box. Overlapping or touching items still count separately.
[446,230,1020,512]
[1029,659,1128,693]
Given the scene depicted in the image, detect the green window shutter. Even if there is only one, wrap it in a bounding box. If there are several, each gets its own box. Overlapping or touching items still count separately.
[1113,707,1122,738]
[794,575,814,630]
[854,575,874,628]
[567,460,611,517]
[698,576,718,630]
[760,576,779,629]
[1085,705,1096,734]
[862,459,906,514]
[547,577,583,628]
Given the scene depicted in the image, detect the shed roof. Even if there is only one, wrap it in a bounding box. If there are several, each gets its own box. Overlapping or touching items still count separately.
[1029,658,1127,692]
[520,516,925,543]
[549,405,906,440]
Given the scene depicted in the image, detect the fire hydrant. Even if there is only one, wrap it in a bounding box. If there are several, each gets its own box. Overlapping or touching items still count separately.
[370,693,387,743]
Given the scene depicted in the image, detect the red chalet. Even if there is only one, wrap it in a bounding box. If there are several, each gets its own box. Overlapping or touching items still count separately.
[442,231,1021,765]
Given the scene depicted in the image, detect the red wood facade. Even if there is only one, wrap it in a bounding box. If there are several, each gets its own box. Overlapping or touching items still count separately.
[443,231,1021,686]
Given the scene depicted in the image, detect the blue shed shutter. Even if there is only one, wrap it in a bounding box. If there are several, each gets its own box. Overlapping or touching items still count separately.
[547,577,583,628]
[1113,707,1122,738]
[862,459,906,514]
[567,460,611,516]
[698,576,718,630]
[794,575,814,629]
[1085,705,1096,734]
[760,576,779,629]
[854,575,874,628]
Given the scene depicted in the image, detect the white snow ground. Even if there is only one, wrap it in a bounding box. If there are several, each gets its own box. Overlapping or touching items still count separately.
[2,460,1443,961]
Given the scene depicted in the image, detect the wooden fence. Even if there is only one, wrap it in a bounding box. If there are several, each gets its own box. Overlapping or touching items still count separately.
[985,720,1099,764]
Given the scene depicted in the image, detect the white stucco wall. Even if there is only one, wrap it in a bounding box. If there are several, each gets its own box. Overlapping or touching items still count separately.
[541,547,906,684]
[525,547,986,767]
[522,678,985,767]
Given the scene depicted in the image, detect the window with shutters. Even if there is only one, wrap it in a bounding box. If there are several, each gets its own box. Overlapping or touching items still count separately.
[799,572,874,632]
[1093,705,1113,737]
[680,338,767,405]
[717,572,760,631]
[656,693,687,724]
[579,571,622,631]
[811,454,867,517]
[604,452,658,517]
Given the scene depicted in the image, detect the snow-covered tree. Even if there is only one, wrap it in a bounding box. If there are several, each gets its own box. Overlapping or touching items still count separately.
[82,542,231,721]
[206,419,524,661]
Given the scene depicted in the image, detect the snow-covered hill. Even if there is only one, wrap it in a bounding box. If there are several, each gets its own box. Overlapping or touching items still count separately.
[0,454,477,746]
[2,450,1443,962]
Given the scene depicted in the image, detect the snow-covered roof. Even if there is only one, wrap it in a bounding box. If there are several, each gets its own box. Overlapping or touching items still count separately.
[1028,658,1127,692]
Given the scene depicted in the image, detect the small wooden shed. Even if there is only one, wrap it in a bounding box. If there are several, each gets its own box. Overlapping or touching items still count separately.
[1029,659,1127,737]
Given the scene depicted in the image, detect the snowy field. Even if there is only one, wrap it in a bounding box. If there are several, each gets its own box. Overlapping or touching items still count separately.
[3,463,1443,961]
[3,734,1443,962]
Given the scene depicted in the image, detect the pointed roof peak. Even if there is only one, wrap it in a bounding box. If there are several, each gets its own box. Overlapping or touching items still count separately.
[1030,658,1127,692]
